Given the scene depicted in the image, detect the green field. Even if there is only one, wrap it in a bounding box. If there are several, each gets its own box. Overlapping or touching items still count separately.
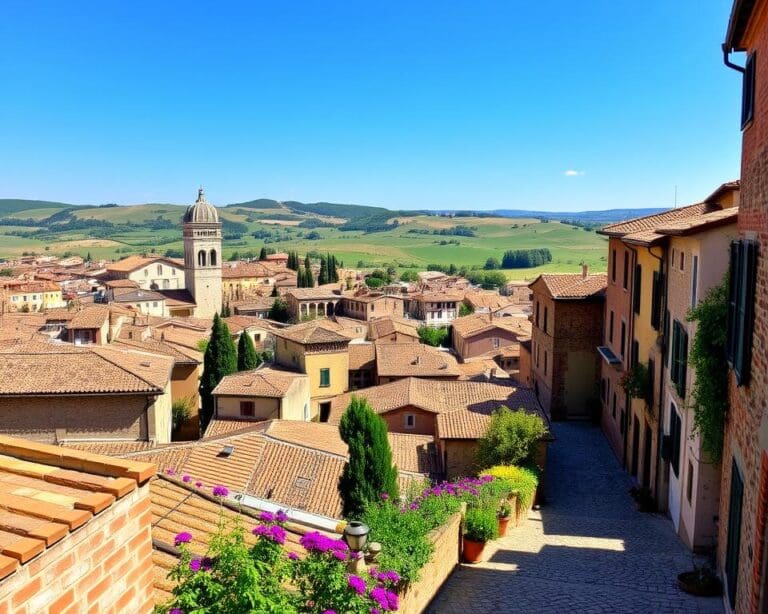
[0,200,608,279]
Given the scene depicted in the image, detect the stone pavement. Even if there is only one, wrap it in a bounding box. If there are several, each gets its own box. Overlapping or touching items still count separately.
[428,422,724,614]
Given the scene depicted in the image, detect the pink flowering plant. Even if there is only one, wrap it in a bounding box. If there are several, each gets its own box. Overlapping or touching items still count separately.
[160,513,401,613]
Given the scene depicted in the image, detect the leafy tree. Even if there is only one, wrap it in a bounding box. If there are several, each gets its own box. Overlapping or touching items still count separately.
[417,326,449,347]
[365,276,385,288]
[338,397,399,518]
[459,302,474,317]
[228,250,240,261]
[399,270,418,282]
[447,263,458,275]
[199,314,238,431]
[476,406,548,468]
[268,297,290,323]
[501,248,553,268]
[237,332,260,371]
[687,276,729,462]
[484,257,500,270]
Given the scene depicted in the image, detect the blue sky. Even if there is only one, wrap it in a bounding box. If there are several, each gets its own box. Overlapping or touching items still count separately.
[0,1,742,211]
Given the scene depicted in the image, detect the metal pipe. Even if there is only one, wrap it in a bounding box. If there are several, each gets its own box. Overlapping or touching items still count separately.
[723,43,746,73]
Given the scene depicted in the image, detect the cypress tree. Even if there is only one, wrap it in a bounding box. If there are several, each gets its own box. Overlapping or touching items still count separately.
[304,266,314,288]
[199,314,238,431]
[268,297,289,323]
[237,332,260,371]
[318,255,328,286]
[338,396,399,518]
[297,266,307,288]
[271,284,279,297]
[259,247,268,261]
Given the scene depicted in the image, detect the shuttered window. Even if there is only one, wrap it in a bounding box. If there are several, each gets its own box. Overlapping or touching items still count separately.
[669,404,681,477]
[633,264,642,315]
[742,52,756,129]
[671,320,688,398]
[725,461,744,607]
[726,240,757,385]
[319,368,331,388]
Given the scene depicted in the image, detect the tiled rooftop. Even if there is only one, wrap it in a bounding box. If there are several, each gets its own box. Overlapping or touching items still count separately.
[367,316,420,340]
[348,341,376,370]
[374,343,461,378]
[451,313,532,338]
[273,319,352,345]
[0,434,154,583]
[212,366,307,397]
[532,273,608,299]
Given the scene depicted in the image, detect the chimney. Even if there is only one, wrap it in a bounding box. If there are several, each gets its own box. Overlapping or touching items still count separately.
[582,264,589,279]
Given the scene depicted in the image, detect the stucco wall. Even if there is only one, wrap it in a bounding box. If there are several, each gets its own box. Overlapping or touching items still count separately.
[216,395,281,420]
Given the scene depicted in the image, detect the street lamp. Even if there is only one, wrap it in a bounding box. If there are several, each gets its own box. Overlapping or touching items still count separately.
[342,520,370,552]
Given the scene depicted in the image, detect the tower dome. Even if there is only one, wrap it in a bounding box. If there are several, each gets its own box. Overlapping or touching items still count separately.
[183,187,219,224]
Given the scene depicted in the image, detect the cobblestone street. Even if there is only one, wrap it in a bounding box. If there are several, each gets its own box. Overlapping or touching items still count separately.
[429,422,724,614]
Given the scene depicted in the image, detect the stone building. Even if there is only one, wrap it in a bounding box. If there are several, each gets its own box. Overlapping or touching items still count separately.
[529,268,606,420]
[182,188,222,318]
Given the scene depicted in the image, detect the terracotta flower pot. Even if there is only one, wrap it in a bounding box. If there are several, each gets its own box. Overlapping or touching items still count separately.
[462,537,486,563]
[498,516,510,537]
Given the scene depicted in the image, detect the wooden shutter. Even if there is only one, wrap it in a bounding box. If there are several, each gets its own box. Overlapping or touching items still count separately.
[742,52,756,129]
[726,241,740,366]
[726,461,744,607]
[736,241,757,385]
[633,264,642,315]
[651,271,661,330]
[678,327,688,398]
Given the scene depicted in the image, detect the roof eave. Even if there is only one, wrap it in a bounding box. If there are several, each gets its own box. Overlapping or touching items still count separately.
[725,0,758,51]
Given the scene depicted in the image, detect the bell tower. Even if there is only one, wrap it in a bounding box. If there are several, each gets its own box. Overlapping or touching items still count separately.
[182,187,222,318]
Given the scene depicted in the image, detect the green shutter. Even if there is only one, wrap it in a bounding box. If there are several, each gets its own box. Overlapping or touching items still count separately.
[726,461,744,607]
[679,328,688,398]
[726,241,739,366]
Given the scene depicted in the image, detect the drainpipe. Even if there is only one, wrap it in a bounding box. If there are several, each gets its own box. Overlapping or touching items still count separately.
[722,43,746,73]
[623,246,638,471]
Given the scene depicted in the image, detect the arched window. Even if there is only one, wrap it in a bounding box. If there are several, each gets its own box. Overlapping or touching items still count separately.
[198,250,206,266]
[209,249,217,266]
[157,264,163,276]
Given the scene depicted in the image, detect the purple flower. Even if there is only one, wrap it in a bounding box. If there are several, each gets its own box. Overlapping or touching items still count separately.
[181,474,191,483]
[165,468,176,476]
[369,566,378,577]
[333,549,348,561]
[170,609,183,614]
[212,485,229,497]
[385,590,399,610]
[386,570,400,584]
[370,586,389,610]
[409,502,419,511]
[370,610,380,614]
[253,524,269,537]
[174,532,192,546]
[276,510,288,523]
[380,492,389,500]
[322,611,336,614]
[201,557,213,571]
[287,551,299,560]
[195,481,203,488]
[189,558,201,572]
[258,511,275,523]
[348,574,366,595]
[269,525,287,545]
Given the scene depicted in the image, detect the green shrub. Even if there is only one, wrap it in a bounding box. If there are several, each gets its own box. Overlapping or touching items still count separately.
[480,465,539,511]
[464,506,497,542]
[171,397,193,433]
[417,326,449,347]
[476,406,547,467]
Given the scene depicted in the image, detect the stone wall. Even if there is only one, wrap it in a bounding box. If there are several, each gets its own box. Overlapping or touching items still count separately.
[398,512,462,614]
[0,485,155,614]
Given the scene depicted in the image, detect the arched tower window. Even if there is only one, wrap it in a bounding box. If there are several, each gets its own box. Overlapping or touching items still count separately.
[209,249,217,266]
[157,264,163,275]
[198,250,206,267]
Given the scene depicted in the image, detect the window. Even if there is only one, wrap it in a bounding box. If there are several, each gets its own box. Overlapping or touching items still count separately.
[145,269,149,276]
[671,248,676,270]
[493,337,500,349]
[620,321,626,358]
[612,392,617,419]
[611,249,617,283]
[535,301,540,327]
[651,270,663,330]
[742,52,756,129]
[725,460,744,607]
[679,251,685,271]
[198,250,206,266]
[544,351,548,375]
[691,255,698,308]
[319,402,332,422]
[319,368,331,388]
[632,264,642,315]
[210,249,217,266]
[630,339,639,368]
[671,320,688,397]
[543,307,548,334]
[404,414,415,429]
[622,251,629,290]
[153,301,158,308]
[240,401,255,417]
[727,240,758,385]
[157,264,162,275]
[609,310,614,343]
[686,460,694,504]
[669,404,681,477]
[647,357,655,408]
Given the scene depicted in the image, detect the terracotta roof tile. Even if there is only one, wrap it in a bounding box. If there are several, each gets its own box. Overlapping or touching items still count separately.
[66,304,110,329]
[0,435,154,581]
[106,255,181,273]
[113,337,202,364]
[273,320,352,345]
[348,342,376,370]
[221,261,284,279]
[655,206,739,235]
[374,344,461,378]
[287,288,342,301]
[451,313,531,338]
[212,366,307,397]
[532,274,607,299]
[368,316,420,340]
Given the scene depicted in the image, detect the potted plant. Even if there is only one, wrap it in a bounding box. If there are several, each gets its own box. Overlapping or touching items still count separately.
[497,501,512,537]
[462,506,497,563]
[677,562,722,597]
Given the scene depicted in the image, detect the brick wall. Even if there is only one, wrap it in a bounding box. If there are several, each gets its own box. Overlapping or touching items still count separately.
[399,512,461,613]
[442,440,479,479]
[381,406,436,437]
[601,238,633,462]
[720,6,768,611]
[0,485,154,614]
[0,395,150,443]
[458,328,522,360]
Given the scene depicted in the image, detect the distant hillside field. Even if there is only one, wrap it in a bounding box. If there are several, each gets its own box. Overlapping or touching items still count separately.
[0,197,668,278]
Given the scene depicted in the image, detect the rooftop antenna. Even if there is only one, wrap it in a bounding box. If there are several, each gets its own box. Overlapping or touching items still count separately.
[674,185,678,208]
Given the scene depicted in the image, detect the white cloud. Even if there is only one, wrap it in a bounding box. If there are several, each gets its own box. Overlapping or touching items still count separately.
[564,170,585,177]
